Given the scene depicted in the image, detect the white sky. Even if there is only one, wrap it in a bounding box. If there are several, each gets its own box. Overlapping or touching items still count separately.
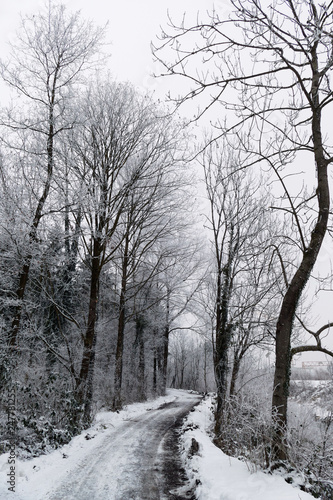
[0,0,217,98]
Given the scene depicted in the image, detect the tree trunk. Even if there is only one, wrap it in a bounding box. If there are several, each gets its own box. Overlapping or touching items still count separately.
[179,365,184,389]
[136,317,146,402]
[153,351,157,394]
[229,354,241,398]
[161,325,169,395]
[76,237,101,420]
[161,290,170,395]
[155,331,164,394]
[63,172,81,314]
[153,327,158,394]
[82,327,97,425]
[272,81,330,461]
[9,104,55,348]
[272,228,328,460]
[112,237,129,411]
[214,254,233,431]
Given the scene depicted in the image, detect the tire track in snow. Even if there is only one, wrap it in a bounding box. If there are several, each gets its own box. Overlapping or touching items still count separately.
[45,392,201,500]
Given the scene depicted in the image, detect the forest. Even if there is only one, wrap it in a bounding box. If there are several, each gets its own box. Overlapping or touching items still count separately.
[0,1,333,499]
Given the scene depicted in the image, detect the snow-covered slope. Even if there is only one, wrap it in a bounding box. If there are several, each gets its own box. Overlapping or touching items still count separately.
[180,394,315,500]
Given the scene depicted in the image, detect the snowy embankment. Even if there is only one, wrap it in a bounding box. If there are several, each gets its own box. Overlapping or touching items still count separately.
[0,391,179,500]
[180,394,315,500]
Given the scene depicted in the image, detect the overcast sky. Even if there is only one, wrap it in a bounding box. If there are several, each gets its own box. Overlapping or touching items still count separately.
[0,0,217,99]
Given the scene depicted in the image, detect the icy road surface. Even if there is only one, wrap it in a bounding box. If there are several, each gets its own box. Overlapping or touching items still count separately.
[22,390,201,500]
[47,391,200,500]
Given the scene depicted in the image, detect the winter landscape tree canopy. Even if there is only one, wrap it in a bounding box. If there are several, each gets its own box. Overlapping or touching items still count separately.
[0,1,333,499]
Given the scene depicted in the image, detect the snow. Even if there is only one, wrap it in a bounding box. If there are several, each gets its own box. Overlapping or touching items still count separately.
[0,390,317,500]
[0,391,179,500]
[180,394,315,500]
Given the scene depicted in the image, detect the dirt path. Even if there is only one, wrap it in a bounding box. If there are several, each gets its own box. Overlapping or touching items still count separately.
[45,392,201,500]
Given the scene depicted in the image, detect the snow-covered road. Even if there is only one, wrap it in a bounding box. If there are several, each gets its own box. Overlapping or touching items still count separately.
[0,390,201,500]
[48,392,201,500]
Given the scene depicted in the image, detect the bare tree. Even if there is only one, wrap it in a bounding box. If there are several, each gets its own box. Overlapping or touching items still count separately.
[70,80,174,421]
[110,123,189,410]
[0,2,105,355]
[200,141,282,434]
[228,263,278,398]
[154,0,333,462]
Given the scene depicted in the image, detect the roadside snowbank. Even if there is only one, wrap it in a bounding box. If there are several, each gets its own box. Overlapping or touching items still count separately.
[180,394,315,500]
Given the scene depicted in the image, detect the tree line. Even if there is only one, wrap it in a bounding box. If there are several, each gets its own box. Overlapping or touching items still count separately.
[0,3,200,452]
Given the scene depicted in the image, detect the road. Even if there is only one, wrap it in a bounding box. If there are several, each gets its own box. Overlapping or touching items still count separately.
[45,391,201,500]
